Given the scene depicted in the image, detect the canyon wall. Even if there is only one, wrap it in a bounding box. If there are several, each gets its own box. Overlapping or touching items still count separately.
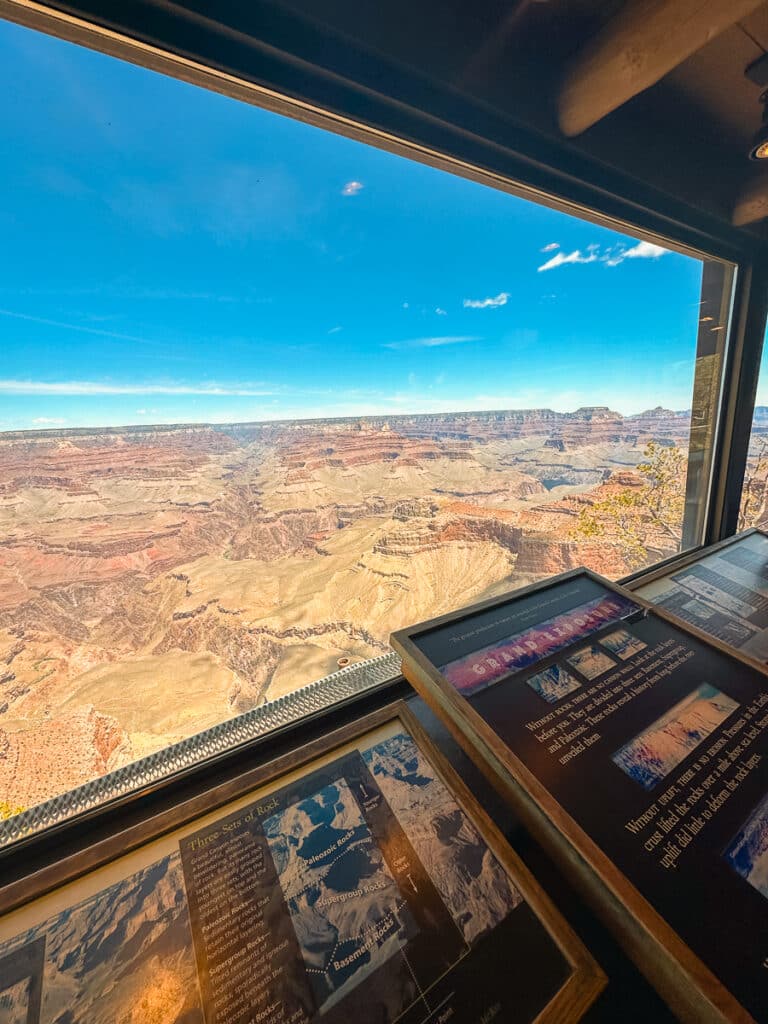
[0,407,688,810]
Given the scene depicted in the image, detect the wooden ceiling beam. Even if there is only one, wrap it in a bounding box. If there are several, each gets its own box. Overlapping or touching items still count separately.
[558,0,765,138]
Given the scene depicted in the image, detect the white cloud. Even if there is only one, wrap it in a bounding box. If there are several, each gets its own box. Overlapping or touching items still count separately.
[32,416,66,425]
[540,242,559,253]
[0,380,275,396]
[539,240,669,271]
[538,250,598,272]
[462,292,510,309]
[341,180,363,197]
[384,335,481,350]
[327,326,343,334]
[402,302,409,309]
[620,240,667,261]
[435,307,447,316]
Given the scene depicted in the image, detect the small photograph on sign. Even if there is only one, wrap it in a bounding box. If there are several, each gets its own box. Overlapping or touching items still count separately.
[612,684,739,791]
[526,665,582,705]
[600,629,647,661]
[264,777,417,1012]
[567,646,616,681]
[680,598,717,623]
[724,791,768,901]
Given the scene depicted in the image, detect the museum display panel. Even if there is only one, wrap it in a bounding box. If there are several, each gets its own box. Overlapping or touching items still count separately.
[392,573,768,1022]
[633,529,768,664]
[0,703,604,1024]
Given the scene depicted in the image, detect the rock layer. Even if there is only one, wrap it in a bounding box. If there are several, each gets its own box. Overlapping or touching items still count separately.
[0,408,689,809]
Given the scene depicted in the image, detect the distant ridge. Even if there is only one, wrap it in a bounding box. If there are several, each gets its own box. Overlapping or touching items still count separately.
[0,405,694,442]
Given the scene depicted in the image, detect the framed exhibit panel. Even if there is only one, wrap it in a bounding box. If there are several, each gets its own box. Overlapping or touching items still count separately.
[0,702,604,1024]
[631,529,768,665]
[391,571,768,1023]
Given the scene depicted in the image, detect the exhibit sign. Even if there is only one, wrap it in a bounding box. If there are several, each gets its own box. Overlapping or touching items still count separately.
[391,571,768,1024]
[633,529,768,664]
[0,703,603,1024]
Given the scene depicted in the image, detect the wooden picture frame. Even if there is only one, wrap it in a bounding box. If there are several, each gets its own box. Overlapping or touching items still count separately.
[392,569,768,1024]
[0,701,604,1024]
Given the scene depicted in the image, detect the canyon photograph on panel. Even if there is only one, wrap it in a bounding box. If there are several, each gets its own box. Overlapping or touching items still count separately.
[0,406,698,813]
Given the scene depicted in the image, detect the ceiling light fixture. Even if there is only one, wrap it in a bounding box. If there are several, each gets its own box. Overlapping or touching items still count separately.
[745,55,768,159]
[751,91,768,160]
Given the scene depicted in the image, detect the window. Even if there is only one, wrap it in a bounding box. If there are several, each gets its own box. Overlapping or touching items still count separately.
[739,331,768,531]
[0,16,735,828]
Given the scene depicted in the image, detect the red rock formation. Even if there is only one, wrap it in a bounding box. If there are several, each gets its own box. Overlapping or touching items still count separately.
[0,705,132,810]
[0,408,691,809]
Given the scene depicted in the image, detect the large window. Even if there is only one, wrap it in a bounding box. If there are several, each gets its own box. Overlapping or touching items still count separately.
[0,16,735,822]
[739,334,768,531]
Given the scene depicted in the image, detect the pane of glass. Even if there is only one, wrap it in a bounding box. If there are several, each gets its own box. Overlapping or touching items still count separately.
[739,332,768,530]
[0,16,733,825]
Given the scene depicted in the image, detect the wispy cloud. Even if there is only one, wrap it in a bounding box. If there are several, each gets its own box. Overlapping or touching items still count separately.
[538,240,669,272]
[538,250,598,272]
[0,380,275,396]
[0,307,159,346]
[32,416,67,425]
[384,335,481,350]
[0,287,272,304]
[341,180,364,197]
[463,292,510,309]
[327,325,343,334]
[540,242,559,253]
[435,307,447,316]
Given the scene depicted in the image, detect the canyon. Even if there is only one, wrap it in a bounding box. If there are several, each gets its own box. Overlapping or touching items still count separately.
[0,407,691,811]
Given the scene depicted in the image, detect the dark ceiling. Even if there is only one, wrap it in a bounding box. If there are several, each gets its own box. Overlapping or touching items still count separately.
[246,0,768,236]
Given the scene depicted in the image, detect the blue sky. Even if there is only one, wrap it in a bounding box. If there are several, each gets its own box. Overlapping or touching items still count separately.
[0,18,714,431]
